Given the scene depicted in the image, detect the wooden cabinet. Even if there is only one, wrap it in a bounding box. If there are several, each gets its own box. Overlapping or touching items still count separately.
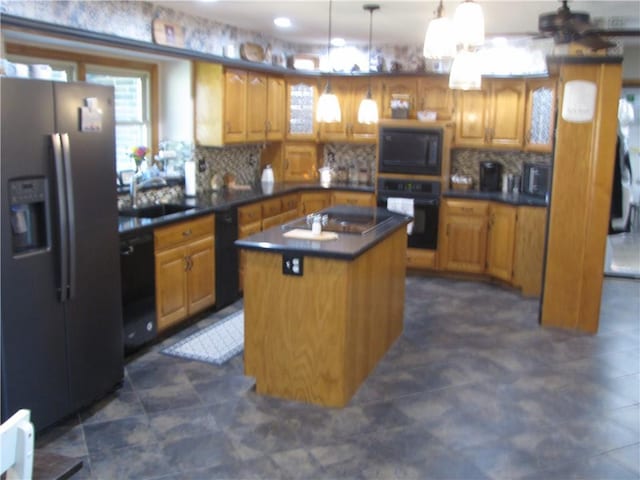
[194,62,284,145]
[439,199,489,273]
[513,206,547,297]
[246,71,268,142]
[237,203,262,292]
[331,191,375,207]
[298,191,331,215]
[524,78,557,153]
[318,78,380,143]
[286,78,317,140]
[154,215,215,332]
[381,77,417,119]
[454,79,526,148]
[266,76,286,141]
[486,203,517,282]
[417,77,454,120]
[283,143,318,181]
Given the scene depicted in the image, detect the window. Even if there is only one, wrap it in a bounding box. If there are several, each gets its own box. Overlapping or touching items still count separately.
[6,55,75,82]
[85,66,151,173]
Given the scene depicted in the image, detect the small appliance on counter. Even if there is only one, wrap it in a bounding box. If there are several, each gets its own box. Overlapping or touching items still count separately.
[522,162,551,197]
[479,161,503,192]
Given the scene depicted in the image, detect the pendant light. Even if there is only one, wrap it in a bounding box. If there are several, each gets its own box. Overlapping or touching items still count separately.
[316,0,342,123]
[448,48,482,90]
[358,4,380,125]
[423,0,456,59]
[454,0,485,48]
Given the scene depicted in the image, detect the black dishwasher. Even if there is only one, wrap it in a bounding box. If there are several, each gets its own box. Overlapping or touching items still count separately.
[120,231,157,353]
[215,208,240,309]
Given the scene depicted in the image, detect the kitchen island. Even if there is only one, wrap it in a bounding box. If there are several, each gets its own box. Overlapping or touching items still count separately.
[236,206,410,407]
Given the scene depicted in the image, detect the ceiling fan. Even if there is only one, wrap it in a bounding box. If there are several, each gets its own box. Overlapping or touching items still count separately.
[537,0,638,51]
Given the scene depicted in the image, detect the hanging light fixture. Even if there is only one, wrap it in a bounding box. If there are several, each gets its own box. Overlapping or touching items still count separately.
[423,0,456,59]
[358,4,380,125]
[316,0,342,123]
[448,48,482,90]
[454,0,485,48]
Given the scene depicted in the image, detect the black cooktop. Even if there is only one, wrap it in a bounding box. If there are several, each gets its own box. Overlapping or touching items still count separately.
[282,207,394,235]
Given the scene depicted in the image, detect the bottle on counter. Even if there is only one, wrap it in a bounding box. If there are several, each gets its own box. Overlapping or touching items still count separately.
[348,163,359,185]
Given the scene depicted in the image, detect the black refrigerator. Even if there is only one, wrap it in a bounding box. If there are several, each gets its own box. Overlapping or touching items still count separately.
[1,77,124,431]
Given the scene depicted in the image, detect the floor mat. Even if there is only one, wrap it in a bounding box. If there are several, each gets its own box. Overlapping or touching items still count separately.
[161,310,244,365]
[604,233,640,279]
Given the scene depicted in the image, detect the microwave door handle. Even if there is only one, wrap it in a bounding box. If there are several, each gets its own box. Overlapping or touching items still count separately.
[51,133,69,302]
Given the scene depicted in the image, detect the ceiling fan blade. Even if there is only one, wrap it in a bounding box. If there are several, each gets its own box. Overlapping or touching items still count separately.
[575,34,616,50]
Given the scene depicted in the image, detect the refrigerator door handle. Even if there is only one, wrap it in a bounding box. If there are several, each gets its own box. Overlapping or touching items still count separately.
[51,133,69,302]
[60,133,76,300]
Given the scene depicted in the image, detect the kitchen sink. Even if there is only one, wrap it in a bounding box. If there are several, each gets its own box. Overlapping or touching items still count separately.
[118,203,194,219]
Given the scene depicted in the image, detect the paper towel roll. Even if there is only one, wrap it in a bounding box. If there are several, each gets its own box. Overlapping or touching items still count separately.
[184,161,196,197]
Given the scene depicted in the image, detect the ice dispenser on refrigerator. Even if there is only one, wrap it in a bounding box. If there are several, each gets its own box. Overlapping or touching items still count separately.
[9,177,48,255]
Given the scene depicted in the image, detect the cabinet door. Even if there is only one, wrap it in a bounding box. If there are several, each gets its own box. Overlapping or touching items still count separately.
[238,220,261,292]
[454,88,490,147]
[224,69,247,143]
[486,203,517,282]
[283,143,317,181]
[287,79,317,139]
[513,206,547,297]
[488,80,525,148]
[246,72,268,142]
[299,192,331,215]
[525,78,556,153]
[381,77,417,119]
[194,62,224,146]
[331,191,375,207]
[349,78,381,141]
[417,77,454,120]
[186,235,216,315]
[318,78,350,142]
[441,215,488,273]
[155,246,189,332]
[267,76,286,141]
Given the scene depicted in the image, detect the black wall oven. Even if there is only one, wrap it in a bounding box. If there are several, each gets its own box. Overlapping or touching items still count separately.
[378,126,443,176]
[377,178,440,250]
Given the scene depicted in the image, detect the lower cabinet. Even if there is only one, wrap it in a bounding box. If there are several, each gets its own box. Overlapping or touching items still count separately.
[439,200,489,273]
[486,203,517,282]
[439,198,546,296]
[331,191,375,207]
[154,215,215,332]
[299,191,331,215]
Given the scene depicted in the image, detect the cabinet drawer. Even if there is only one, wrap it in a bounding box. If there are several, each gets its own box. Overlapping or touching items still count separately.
[281,194,298,212]
[238,220,261,238]
[445,200,489,217]
[155,215,214,251]
[238,203,262,224]
[261,198,282,217]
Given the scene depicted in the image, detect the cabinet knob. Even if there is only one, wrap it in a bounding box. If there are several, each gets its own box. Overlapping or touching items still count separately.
[182,229,192,237]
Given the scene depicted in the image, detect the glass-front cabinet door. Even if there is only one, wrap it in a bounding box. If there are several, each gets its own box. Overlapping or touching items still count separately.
[525,78,557,153]
[287,79,317,140]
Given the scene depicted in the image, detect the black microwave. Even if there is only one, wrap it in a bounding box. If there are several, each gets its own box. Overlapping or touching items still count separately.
[378,126,443,175]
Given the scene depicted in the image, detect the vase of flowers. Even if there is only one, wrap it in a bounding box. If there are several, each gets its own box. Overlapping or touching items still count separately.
[130,146,148,172]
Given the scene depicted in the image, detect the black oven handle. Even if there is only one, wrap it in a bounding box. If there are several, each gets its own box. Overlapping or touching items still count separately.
[377,195,440,207]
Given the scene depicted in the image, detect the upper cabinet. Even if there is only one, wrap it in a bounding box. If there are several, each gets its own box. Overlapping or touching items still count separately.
[524,78,557,153]
[318,77,380,143]
[194,62,284,146]
[416,77,454,120]
[381,77,417,120]
[286,78,317,141]
[454,79,526,149]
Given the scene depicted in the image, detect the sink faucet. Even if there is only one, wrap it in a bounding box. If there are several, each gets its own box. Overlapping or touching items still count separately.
[130,173,139,208]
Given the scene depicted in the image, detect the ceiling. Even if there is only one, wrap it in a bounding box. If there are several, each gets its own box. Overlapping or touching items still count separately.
[153,1,640,48]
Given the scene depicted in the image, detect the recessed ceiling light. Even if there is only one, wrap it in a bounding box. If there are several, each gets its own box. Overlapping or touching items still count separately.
[331,37,346,47]
[274,17,292,28]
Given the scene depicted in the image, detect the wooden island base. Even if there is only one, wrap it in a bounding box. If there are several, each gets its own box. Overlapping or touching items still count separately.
[243,227,407,407]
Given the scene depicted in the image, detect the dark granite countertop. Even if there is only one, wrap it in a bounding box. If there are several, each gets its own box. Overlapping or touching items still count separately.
[443,190,548,207]
[235,205,411,260]
[118,181,374,235]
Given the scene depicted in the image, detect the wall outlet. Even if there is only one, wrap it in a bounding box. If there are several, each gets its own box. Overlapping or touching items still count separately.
[282,254,303,276]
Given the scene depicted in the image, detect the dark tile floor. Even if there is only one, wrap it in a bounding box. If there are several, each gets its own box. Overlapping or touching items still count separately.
[35,275,639,479]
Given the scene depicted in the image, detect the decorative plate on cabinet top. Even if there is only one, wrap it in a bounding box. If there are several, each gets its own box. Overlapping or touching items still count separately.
[240,43,265,62]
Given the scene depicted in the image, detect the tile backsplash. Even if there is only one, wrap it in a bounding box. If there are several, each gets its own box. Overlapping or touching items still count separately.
[451,149,552,188]
[195,144,262,191]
